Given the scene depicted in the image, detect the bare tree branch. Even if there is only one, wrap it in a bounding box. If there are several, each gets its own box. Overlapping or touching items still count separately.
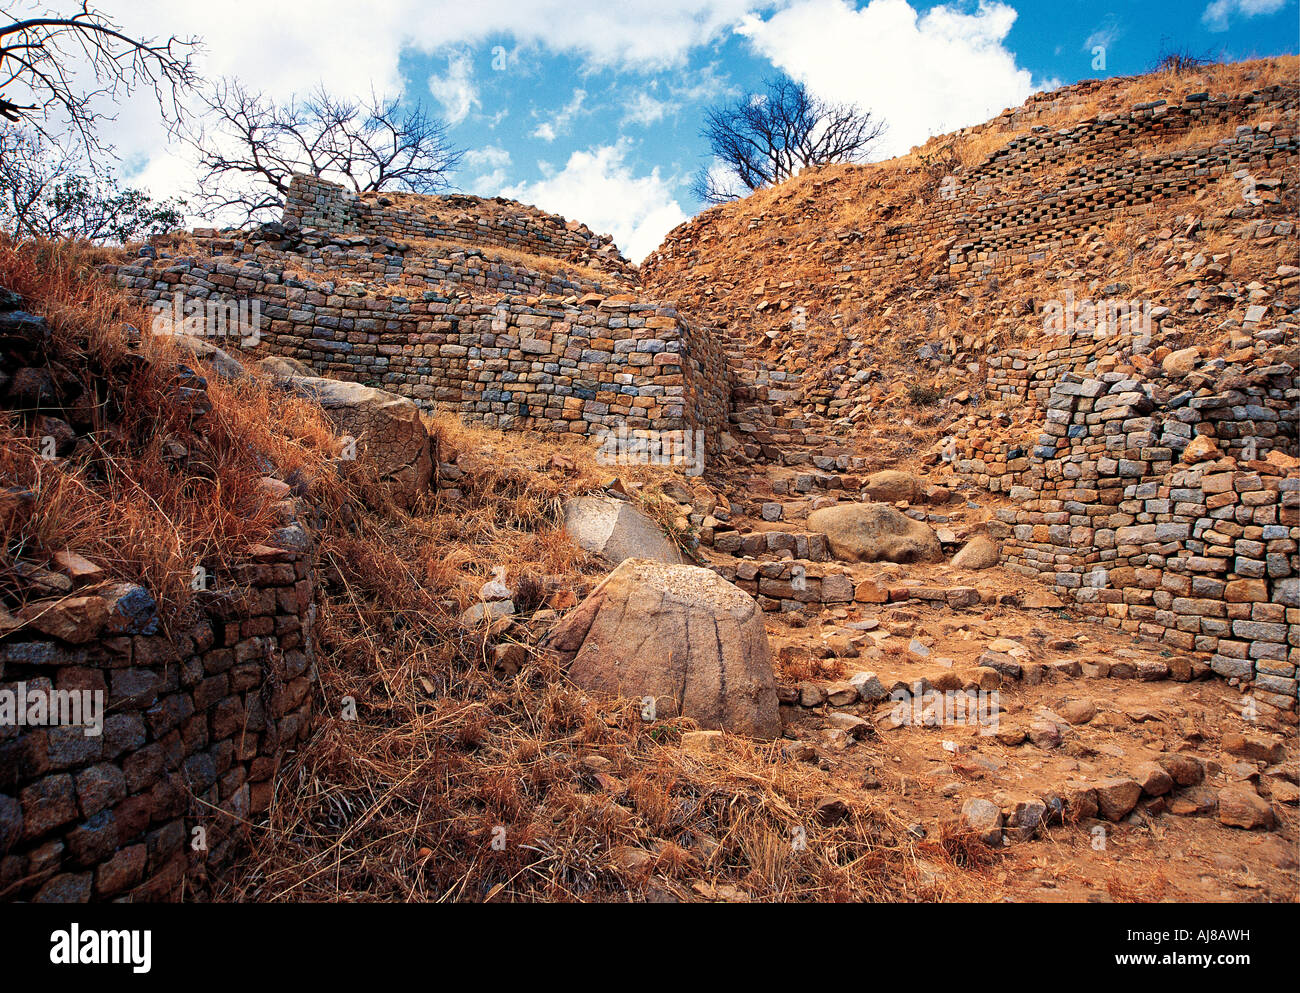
[180,79,465,225]
[696,75,886,203]
[0,124,186,242]
[0,2,200,160]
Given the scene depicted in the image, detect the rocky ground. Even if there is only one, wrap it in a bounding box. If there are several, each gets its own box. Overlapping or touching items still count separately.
[553,326,1297,903]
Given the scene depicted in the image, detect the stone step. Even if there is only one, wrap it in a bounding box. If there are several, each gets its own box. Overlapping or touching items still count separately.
[707,527,832,562]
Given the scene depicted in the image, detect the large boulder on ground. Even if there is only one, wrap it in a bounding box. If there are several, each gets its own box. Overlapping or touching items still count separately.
[806,503,943,564]
[563,496,684,566]
[165,333,247,381]
[258,354,315,377]
[289,376,434,508]
[861,470,925,503]
[542,558,780,738]
[952,534,1000,570]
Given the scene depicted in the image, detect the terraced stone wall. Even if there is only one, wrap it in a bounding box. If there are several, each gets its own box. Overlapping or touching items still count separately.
[948,338,1297,716]
[102,252,732,456]
[1,536,316,901]
[283,175,634,278]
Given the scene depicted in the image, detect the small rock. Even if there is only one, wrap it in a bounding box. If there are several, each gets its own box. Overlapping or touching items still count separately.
[681,730,724,755]
[1093,778,1142,821]
[824,681,858,707]
[798,682,826,708]
[459,599,515,626]
[1217,788,1274,830]
[951,535,1000,570]
[1059,699,1097,725]
[1133,762,1174,797]
[960,798,1003,845]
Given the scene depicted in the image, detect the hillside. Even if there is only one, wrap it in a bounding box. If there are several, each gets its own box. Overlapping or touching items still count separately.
[643,57,1298,466]
[1,57,1296,905]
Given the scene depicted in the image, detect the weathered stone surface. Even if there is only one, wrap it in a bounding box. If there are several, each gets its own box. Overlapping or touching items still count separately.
[1058,698,1097,725]
[16,596,109,644]
[257,355,314,377]
[848,671,887,702]
[1004,794,1048,841]
[562,496,684,567]
[289,376,435,508]
[1133,762,1174,797]
[861,470,925,503]
[1155,754,1204,787]
[951,535,1000,570]
[1162,346,1201,375]
[806,503,943,564]
[543,558,779,737]
[1222,733,1285,765]
[1181,434,1221,463]
[1217,788,1274,830]
[1093,777,1142,821]
[960,797,1003,845]
[680,730,724,755]
[165,333,247,380]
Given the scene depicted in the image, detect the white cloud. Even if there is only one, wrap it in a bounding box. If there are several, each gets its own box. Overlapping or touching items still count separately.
[1202,0,1288,31]
[428,50,479,125]
[737,0,1040,159]
[532,89,588,141]
[114,0,776,84]
[622,90,673,127]
[462,144,513,192]
[1083,17,1123,52]
[668,62,738,104]
[464,145,512,169]
[502,140,687,262]
[39,0,774,206]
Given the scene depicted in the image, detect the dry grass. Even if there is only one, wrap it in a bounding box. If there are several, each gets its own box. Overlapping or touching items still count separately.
[217,414,994,902]
[2,238,993,902]
[0,238,350,623]
[221,412,997,901]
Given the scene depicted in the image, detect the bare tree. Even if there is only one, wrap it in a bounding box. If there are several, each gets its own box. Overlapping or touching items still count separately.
[1151,44,1215,75]
[0,125,185,242]
[693,75,885,203]
[182,79,466,223]
[0,125,65,234]
[0,2,199,158]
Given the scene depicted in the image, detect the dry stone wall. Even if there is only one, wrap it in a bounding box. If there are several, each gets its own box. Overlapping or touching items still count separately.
[771,87,1297,293]
[103,183,733,457]
[284,175,635,279]
[103,252,730,453]
[0,534,317,901]
[924,88,1296,282]
[947,322,1298,716]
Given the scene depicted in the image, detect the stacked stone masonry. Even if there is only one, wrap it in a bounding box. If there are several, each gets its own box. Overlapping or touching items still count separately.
[726,86,1297,292]
[102,179,732,457]
[0,541,317,902]
[947,324,1298,714]
[283,175,638,280]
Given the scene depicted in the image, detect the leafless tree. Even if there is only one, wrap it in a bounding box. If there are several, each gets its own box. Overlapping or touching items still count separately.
[1151,45,1215,75]
[182,79,465,223]
[0,126,64,234]
[0,125,185,242]
[693,75,885,203]
[0,2,199,159]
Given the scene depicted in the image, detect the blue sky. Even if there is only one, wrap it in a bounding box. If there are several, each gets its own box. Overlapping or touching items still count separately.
[84,0,1300,259]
